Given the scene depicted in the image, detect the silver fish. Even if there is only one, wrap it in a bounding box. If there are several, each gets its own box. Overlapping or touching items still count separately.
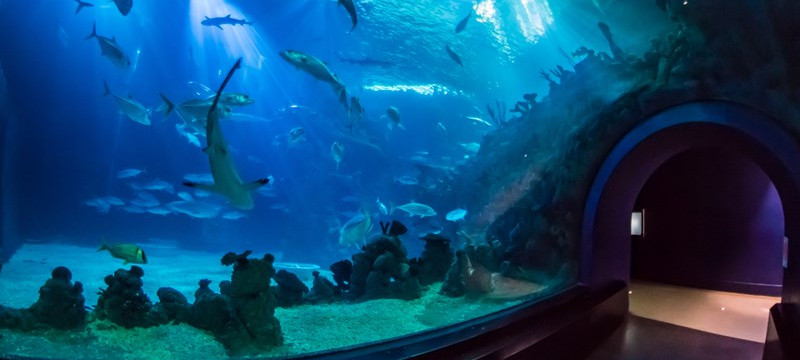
[86,23,130,68]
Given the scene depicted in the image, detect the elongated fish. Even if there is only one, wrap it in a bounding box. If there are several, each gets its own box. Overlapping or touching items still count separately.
[338,0,357,32]
[445,45,463,66]
[455,10,471,33]
[201,14,252,30]
[86,22,130,68]
[183,58,269,210]
[279,50,347,107]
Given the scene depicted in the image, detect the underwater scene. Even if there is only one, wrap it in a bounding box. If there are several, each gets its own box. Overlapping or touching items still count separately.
[5,0,794,358]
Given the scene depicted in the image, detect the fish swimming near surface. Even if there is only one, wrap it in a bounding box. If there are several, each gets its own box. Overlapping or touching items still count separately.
[183,58,270,210]
[74,0,93,14]
[455,10,471,33]
[331,141,345,170]
[103,82,171,126]
[201,14,252,30]
[338,0,358,32]
[86,22,130,68]
[113,0,132,16]
[445,45,463,66]
[279,50,348,107]
[98,243,147,264]
[339,208,372,247]
[392,202,437,218]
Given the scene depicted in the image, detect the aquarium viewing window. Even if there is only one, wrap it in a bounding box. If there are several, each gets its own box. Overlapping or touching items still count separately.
[4,0,769,358]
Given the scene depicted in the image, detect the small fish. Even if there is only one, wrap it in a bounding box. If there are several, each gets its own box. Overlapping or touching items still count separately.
[113,0,132,16]
[86,23,130,68]
[142,179,175,193]
[436,122,447,135]
[338,0,358,32]
[466,116,493,127]
[386,106,405,130]
[116,168,144,179]
[445,45,463,66]
[288,127,305,144]
[394,175,420,186]
[393,202,437,218]
[445,208,467,222]
[98,243,147,264]
[376,197,389,216]
[146,207,171,216]
[331,141,345,170]
[74,0,93,14]
[176,191,194,201]
[201,14,252,30]
[222,211,247,220]
[455,10,472,33]
[167,200,221,219]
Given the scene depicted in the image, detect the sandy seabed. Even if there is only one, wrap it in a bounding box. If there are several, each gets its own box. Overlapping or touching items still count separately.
[0,243,544,359]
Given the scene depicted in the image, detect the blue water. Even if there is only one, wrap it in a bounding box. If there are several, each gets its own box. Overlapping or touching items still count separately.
[0,0,670,266]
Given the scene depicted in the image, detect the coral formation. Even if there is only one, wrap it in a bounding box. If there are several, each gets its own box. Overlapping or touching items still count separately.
[273,269,309,307]
[414,233,454,285]
[349,233,422,301]
[26,266,86,330]
[94,266,161,328]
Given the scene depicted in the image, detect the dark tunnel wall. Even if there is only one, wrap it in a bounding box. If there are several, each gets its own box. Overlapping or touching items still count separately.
[632,147,784,295]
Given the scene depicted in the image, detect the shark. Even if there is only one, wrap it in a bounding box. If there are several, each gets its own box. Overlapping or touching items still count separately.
[201,14,252,30]
[183,58,269,210]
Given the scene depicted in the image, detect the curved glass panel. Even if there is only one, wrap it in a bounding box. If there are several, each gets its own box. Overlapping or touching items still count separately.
[1,0,775,358]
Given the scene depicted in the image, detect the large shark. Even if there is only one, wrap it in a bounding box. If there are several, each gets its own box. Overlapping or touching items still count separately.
[201,14,252,30]
[279,50,347,107]
[183,58,269,210]
[86,22,130,69]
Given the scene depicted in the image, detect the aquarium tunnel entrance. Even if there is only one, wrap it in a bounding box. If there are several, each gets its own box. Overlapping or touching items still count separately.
[582,101,800,304]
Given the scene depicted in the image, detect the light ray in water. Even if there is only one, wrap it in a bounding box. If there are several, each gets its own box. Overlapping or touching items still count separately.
[475,0,513,60]
[363,84,462,97]
[514,0,553,44]
[189,0,269,69]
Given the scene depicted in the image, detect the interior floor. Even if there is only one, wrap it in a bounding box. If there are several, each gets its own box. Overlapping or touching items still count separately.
[583,281,780,360]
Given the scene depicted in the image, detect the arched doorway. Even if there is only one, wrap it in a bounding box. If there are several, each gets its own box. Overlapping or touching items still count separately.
[631,147,784,296]
[581,101,800,303]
